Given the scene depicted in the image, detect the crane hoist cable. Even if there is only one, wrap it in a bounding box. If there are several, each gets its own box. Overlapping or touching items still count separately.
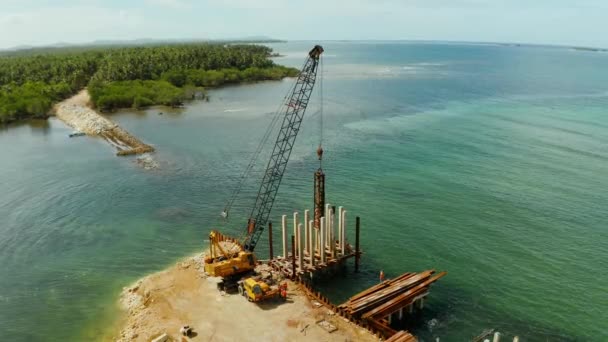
[242,45,324,252]
[317,55,324,168]
[221,63,300,220]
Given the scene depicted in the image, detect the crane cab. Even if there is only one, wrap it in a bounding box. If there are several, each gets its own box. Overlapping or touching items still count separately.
[204,250,256,277]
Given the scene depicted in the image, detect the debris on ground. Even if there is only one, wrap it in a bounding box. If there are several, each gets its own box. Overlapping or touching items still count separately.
[316,319,338,333]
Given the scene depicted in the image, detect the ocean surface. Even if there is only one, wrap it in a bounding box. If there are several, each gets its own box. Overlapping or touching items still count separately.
[0,41,607,341]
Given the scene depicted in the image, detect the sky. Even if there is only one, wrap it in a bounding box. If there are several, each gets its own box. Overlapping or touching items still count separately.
[1,0,607,49]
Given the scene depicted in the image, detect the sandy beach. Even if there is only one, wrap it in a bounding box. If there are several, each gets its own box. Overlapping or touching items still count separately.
[112,253,378,342]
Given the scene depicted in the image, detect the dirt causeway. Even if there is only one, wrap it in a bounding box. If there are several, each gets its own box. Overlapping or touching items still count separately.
[112,253,378,342]
[54,89,154,156]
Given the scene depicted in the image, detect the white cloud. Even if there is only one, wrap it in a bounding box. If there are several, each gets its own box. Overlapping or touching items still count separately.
[0,0,606,49]
[145,0,191,9]
[0,6,145,48]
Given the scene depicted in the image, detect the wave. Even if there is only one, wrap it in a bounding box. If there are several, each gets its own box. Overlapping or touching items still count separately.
[324,63,449,80]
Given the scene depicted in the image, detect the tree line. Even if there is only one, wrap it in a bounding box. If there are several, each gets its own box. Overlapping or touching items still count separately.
[0,44,298,123]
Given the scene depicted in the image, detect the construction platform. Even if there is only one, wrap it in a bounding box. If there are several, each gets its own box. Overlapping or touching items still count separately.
[263,203,446,341]
[339,270,447,337]
[266,203,361,280]
[297,270,446,341]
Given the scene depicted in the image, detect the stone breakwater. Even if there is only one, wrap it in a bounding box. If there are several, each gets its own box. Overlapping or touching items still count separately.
[54,90,155,156]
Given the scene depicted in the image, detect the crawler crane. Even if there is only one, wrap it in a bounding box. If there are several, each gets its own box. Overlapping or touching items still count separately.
[204,45,324,291]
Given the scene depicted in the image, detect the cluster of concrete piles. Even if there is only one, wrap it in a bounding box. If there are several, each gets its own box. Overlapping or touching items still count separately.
[269,203,359,278]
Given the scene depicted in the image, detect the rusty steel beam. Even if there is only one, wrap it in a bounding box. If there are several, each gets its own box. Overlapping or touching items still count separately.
[313,169,325,229]
[344,273,416,304]
[362,271,447,319]
[362,289,429,321]
[385,331,417,342]
[347,270,435,315]
[366,317,398,338]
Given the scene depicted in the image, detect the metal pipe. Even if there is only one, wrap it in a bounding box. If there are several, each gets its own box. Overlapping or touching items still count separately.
[291,235,296,279]
[324,203,331,247]
[326,205,331,253]
[293,212,299,257]
[313,222,318,266]
[320,216,326,264]
[268,221,273,260]
[282,215,287,258]
[337,206,343,256]
[330,210,336,258]
[341,210,347,256]
[355,216,360,272]
[331,205,336,254]
[309,219,314,267]
[314,169,325,229]
[492,332,501,342]
[304,209,310,252]
[298,223,304,271]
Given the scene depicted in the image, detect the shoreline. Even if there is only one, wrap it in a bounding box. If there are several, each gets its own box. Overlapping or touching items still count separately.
[109,253,378,342]
[53,89,155,156]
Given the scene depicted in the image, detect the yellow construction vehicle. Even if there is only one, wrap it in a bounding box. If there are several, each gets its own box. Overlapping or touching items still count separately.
[238,277,287,302]
[204,230,256,292]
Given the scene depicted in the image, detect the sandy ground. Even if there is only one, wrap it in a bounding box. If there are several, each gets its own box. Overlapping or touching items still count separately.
[112,254,378,342]
[53,89,155,157]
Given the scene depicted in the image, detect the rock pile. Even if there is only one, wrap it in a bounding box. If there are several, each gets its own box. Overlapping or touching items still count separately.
[55,103,116,135]
[54,90,155,157]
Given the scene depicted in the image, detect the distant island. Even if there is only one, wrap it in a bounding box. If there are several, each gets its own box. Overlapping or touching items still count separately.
[572,46,608,52]
[0,42,297,124]
[0,37,287,54]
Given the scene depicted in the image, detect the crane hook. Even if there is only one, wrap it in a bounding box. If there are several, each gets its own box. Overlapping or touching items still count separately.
[317,144,324,169]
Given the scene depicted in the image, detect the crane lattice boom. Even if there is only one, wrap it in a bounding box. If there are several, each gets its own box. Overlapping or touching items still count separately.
[243,45,324,252]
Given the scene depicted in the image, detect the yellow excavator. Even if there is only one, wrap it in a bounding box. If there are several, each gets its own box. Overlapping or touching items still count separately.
[203,45,324,291]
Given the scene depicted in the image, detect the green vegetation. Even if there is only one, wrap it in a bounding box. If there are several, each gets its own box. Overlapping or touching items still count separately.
[88,80,184,111]
[0,82,72,121]
[0,44,298,124]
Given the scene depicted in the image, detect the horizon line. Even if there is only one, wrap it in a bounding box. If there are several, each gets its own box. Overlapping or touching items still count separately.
[2,38,606,53]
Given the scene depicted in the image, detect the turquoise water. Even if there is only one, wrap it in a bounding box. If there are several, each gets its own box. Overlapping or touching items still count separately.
[1,42,607,341]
